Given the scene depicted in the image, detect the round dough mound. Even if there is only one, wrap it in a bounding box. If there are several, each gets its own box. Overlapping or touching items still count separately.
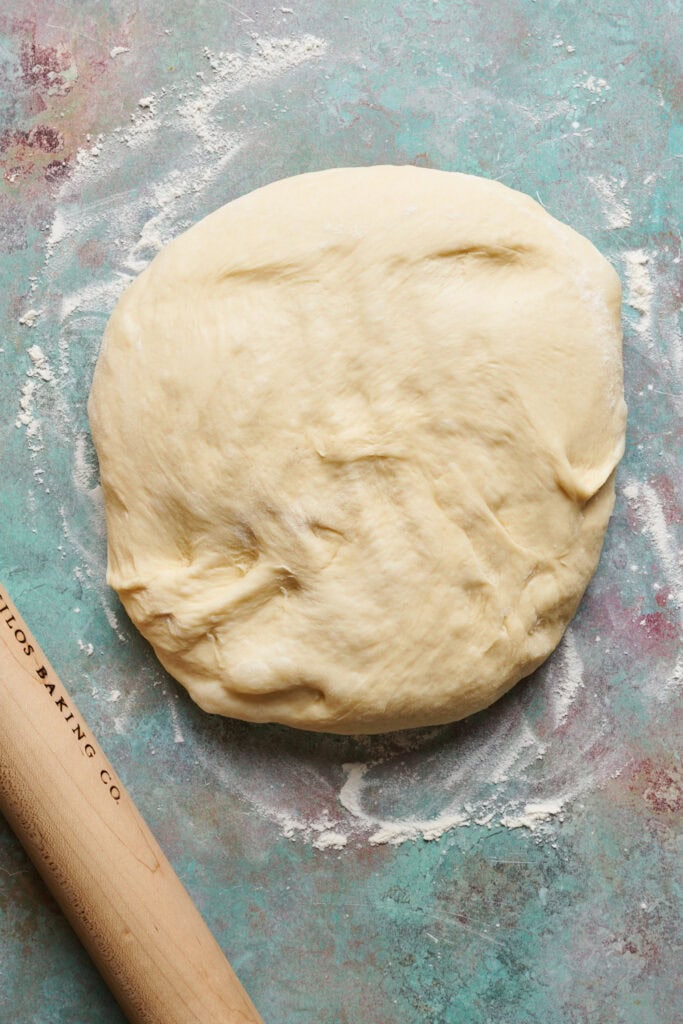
[89,166,626,734]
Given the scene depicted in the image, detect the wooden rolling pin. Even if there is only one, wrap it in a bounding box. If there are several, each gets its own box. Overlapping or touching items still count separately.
[0,580,263,1024]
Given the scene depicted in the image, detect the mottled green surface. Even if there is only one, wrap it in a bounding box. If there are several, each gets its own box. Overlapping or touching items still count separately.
[1,1,681,1022]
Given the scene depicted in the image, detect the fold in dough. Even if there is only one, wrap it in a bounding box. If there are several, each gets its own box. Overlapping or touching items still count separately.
[89,166,626,733]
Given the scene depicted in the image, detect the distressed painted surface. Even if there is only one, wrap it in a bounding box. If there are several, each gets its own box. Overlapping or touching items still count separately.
[0,1,681,1022]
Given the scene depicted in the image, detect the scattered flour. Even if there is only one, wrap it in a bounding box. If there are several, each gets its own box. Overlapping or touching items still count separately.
[46,208,68,262]
[110,46,130,58]
[72,432,99,493]
[18,309,43,327]
[180,35,327,151]
[103,603,128,643]
[16,380,38,432]
[487,720,541,785]
[59,279,130,330]
[46,33,329,320]
[579,74,610,93]
[622,480,681,595]
[551,629,585,726]
[312,831,348,851]
[169,697,186,745]
[339,763,470,845]
[112,692,138,736]
[590,175,632,230]
[500,799,565,831]
[28,345,53,382]
[622,478,683,696]
[15,346,54,447]
[623,249,654,337]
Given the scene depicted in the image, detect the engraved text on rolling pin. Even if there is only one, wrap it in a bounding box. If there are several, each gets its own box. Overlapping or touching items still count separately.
[0,588,121,802]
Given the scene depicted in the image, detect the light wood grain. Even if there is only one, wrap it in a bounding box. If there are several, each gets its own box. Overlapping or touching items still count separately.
[0,581,263,1024]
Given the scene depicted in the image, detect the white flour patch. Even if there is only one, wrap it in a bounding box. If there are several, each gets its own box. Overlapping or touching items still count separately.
[180,35,327,151]
[16,380,38,431]
[59,278,131,326]
[338,763,470,846]
[72,431,99,493]
[551,629,584,726]
[312,831,348,851]
[579,74,610,93]
[46,208,68,262]
[103,603,128,643]
[337,763,368,820]
[486,720,541,785]
[112,693,137,736]
[624,482,681,596]
[623,478,683,695]
[168,696,185,744]
[624,249,654,337]
[500,799,565,830]
[15,345,54,449]
[589,175,631,230]
[369,813,470,846]
[28,345,53,382]
[18,308,44,327]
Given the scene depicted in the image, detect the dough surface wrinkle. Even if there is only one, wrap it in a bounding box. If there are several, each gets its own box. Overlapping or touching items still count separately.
[89,165,626,733]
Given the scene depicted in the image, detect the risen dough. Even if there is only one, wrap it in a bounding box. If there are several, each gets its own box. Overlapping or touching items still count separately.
[89,166,626,734]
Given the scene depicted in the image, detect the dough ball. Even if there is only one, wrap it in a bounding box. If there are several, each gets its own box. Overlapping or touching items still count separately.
[89,166,626,734]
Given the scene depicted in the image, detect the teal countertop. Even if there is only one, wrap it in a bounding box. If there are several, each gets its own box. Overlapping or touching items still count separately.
[1,2,681,1021]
